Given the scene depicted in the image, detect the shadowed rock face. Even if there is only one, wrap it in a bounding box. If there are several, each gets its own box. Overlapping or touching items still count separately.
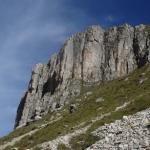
[15,24,150,128]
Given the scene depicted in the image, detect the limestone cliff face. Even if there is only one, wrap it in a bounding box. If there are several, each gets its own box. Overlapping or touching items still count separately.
[15,24,150,128]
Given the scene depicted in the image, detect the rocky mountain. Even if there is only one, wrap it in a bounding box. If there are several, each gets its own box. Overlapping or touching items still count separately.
[15,24,150,129]
[0,23,150,150]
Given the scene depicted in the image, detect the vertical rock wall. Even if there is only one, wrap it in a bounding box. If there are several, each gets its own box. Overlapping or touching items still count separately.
[15,24,150,128]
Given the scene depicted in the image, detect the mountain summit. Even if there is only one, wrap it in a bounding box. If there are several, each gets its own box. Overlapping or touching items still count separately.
[15,24,150,128]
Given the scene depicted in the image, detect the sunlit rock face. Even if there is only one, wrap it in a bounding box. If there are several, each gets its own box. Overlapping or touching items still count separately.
[15,24,150,128]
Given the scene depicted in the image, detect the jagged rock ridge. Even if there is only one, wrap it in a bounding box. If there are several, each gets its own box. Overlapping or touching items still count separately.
[15,24,150,128]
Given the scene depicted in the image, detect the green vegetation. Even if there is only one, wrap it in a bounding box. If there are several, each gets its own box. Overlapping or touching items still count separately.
[145,25,150,31]
[58,144,70,150]
[70,134,99,150]
[0,123,38,146]
[144,25,150,37]
[1,65,150,150]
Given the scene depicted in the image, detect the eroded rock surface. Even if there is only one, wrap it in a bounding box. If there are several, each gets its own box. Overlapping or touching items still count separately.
[15,24,150,128]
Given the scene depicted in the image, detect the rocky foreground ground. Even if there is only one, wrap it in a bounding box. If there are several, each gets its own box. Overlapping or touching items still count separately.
[87,108,150,150]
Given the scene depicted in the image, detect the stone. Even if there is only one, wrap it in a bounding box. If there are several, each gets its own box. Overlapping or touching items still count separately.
[105,136,109,142]
[97,107,102,111]
[35,115,42,121]
[139,78,146,84]
[140,137,149,147]
[118,144,124,149]
[86,91,92,96]
[123,116,128,121]
[64,124,69,128]
[124,77,129,81]
[108,133,114,138]
[69,104,78,113]
[142,118,150,127]
[133,139,139,149]
[96,97,104,103]
[76,99,81,102]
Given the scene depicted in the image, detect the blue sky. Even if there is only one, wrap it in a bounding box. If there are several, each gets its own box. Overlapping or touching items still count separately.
[0,0,149,137]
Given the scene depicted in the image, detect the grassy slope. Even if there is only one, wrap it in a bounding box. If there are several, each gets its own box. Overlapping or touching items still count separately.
[1,64,150,150]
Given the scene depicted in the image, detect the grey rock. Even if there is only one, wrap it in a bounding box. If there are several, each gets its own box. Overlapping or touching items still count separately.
[139,77,148,84]
[69,104,79,113]
[95,97,104,103]
[35,115,42,121]
[86,91,93,96]
[122,116,128,121]
[15,24,150,128]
